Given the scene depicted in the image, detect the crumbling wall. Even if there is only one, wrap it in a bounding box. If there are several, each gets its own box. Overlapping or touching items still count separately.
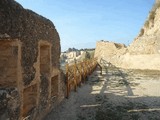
[0,0,65,120]
[94,41,127,65]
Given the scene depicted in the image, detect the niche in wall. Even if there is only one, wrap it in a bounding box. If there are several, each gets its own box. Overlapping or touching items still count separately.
[51,75,58,97]
[39,43,51,111]
[40,45,51,75]
[22,84,37,117]
[0,41,18,87]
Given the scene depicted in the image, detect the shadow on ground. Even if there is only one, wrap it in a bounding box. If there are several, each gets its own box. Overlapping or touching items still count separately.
[44,59,160,120]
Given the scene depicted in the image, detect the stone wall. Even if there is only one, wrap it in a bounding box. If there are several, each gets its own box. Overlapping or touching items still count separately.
[0,0,65,120]
[94,41,127,59]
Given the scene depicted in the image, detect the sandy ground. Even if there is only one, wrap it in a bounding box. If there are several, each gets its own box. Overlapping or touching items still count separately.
[44,65,160,120]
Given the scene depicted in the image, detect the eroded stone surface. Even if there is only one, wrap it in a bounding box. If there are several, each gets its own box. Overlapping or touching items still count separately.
[0,0,64,119]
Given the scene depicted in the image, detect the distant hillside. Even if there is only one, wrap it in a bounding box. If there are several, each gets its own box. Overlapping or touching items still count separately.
[64,47,95,53]
[60,48,95,65]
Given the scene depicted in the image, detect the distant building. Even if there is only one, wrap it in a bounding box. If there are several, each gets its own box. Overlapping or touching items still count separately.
[66,51,80,59]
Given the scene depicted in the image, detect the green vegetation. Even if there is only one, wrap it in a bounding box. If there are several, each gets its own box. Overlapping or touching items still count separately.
[143,1,160,30]
[138,28,144,37]
[84,50,95,60]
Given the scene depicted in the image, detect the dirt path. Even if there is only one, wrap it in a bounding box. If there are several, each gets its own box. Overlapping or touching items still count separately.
[44,66,160,120]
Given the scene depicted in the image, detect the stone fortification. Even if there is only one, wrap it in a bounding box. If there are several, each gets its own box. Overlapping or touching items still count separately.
[0,0,65,120]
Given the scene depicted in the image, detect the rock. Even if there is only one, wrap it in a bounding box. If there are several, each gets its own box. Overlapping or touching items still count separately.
[95,1,160,70]
[128,1,160,54]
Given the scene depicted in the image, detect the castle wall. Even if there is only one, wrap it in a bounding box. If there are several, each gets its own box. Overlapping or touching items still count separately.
[0,0,65,119]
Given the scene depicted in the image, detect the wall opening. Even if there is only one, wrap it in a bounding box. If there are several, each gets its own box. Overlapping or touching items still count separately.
[22,84,37,118]
[39,44,51,111]
[0,41,18,87]
[40,45,50,75]
[51,75,58,97]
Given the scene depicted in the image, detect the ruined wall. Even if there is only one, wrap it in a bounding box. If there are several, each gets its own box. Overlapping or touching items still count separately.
[94,41,127,66]
[94,41,127,59]
[0,0,65,120]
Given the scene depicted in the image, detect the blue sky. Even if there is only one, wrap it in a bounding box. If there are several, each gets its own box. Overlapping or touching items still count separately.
[15,0,155,51]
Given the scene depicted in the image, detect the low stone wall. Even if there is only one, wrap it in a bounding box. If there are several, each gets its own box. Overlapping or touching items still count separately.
[95,41,160,71]
[118,54,160,70]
